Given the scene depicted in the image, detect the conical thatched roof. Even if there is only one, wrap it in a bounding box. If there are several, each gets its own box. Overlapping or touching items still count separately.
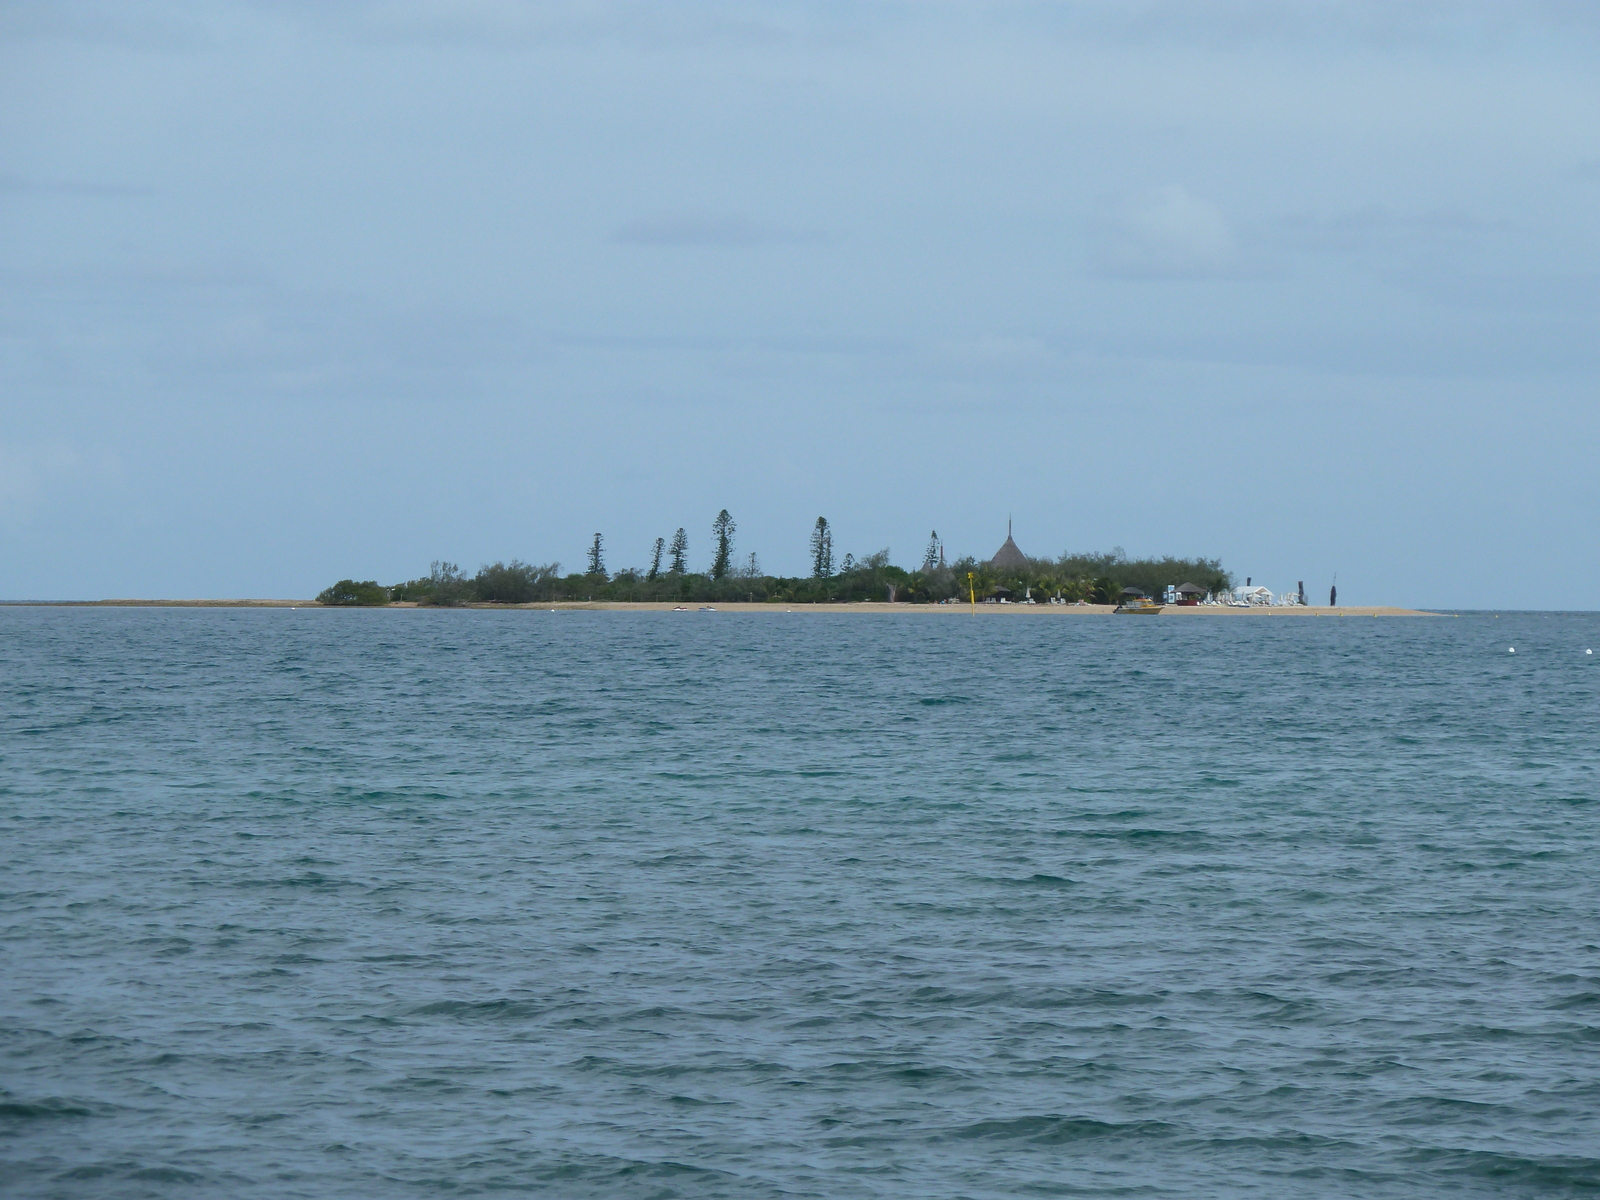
[989,521,1029,570]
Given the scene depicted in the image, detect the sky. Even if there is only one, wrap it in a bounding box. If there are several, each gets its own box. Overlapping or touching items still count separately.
[3,0,1598,607]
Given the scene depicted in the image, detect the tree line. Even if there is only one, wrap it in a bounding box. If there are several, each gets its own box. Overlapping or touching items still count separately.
[315,514,1232,606]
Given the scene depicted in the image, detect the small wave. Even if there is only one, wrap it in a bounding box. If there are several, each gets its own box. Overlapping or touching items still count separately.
[950,1114,1178,1144]
[55,1162,208,1185]
[1403,1145,1600,1192]
[1378,1094,1512,1125]
[409,998,553,1021]
[1548,991,1600,1011]
[824,1060,971,1083]
[128,1166,208,1183]
[1084,808,1153,821]
[0,1096,104,1121]
[1186,1130,1355,1153]
[543,1153,745,1188]
[1078,827,1208,845]
[236,872,358,891]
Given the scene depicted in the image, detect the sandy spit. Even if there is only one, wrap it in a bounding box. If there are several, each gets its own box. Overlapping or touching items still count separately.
[5,600,1437,616]
[524,602,1436,616]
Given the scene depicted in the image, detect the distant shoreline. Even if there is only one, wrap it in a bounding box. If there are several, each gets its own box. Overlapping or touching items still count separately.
[2,599,1438,616]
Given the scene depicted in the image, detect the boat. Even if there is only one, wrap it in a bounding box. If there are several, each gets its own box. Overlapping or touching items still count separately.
[1114,588,1163,615]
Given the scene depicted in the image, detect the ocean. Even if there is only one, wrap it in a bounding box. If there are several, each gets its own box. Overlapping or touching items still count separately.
[3,606,1598,1198]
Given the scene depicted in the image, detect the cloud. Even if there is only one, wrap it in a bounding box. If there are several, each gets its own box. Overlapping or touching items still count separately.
[610,213,822,247]
[1091,185,1241,279]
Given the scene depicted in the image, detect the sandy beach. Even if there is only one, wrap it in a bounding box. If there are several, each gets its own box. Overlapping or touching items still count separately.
[527,602,1436,616]
[14,600,1437,616]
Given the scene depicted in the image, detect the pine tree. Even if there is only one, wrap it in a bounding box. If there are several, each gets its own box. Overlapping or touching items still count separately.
[810,517,833,578]
[921,530,940,572]
[647,537,665,581]
[587,533,606,579]
[710,509,735,580]
[669,528,688,574]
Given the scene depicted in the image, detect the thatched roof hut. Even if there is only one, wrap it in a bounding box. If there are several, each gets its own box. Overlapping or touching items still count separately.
[989,520,1029,571]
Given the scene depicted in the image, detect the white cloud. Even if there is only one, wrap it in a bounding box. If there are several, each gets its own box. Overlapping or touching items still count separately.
[1092,185,1240,279]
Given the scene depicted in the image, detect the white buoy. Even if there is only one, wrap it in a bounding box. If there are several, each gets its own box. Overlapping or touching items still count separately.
[1508,647,1515,653]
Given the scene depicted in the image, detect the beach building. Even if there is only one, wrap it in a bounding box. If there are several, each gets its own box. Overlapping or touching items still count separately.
[989,521,1029,571]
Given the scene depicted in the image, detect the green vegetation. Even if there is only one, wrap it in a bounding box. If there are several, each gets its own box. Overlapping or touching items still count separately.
[472,560,561,604]
[390,561,488,605]
[952,548,1231,605]
[315,579,389,606]
[319,517,1232,607]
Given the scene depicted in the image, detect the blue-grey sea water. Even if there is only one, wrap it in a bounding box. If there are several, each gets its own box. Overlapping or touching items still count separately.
[3,607,1599,1198]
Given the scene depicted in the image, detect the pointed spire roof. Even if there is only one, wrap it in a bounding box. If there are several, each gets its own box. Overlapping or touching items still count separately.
[989,519,1029,570]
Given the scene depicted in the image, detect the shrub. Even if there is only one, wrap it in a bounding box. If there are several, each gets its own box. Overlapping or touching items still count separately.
[417,561,473,606]
[474,560,560,604]
[316,579,389,606]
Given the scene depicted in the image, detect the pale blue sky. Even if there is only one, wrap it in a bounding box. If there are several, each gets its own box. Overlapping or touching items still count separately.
[3,1,1598,605]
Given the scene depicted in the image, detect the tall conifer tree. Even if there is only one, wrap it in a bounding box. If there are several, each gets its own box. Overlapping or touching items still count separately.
[587,533,606,579]
[922,531,940,572]
[710,510,735,580]
[810,517,834,578]
[647,537,665,581]
[668,528,688,574]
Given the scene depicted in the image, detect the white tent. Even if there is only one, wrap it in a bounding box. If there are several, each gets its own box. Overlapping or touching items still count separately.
[1233,585,1273,605]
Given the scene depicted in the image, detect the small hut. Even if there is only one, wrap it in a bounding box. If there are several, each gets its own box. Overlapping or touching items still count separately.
[1175,582,1205,606]
[989,520,1029,571]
